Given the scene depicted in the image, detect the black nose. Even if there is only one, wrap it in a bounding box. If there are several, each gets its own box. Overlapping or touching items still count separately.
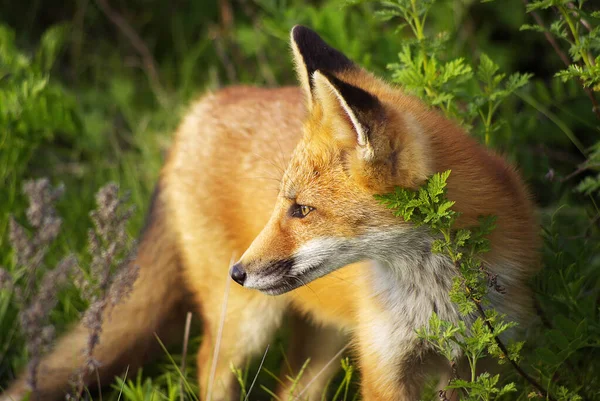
[230,262,247,285]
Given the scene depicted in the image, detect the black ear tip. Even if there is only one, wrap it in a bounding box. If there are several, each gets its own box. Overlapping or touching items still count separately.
[291,24,305,36]
[291,25,317,45]
[290,25,354,82]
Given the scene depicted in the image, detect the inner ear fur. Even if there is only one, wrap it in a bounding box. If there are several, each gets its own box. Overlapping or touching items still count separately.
[312,70,386,159]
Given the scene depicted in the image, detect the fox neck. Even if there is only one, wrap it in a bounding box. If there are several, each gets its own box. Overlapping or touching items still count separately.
[366,230,460,326]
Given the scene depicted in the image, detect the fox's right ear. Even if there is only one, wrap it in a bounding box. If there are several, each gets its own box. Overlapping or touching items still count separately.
[290,25,356,108]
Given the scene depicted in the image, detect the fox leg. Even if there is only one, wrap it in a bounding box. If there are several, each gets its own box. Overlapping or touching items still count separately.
[354,304,439,401]
[195,281,287,401]
[357,342,427,401]
[276,313,348,401]
[358,338,438,401]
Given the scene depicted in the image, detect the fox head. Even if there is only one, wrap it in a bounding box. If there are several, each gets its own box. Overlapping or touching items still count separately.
[230,26,435,294]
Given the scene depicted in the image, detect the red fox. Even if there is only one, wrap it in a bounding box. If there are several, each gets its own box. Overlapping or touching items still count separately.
[2,26,539,401]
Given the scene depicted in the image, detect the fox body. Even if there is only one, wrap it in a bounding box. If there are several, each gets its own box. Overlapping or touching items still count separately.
[2,26,539,401]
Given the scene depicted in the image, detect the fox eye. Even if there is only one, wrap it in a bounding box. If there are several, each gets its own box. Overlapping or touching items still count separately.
[290,204,315,218]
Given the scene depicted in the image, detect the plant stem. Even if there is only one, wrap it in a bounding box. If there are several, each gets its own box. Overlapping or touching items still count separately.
[474,302,557,401]
[410,0,424,41]
[558,6,591,68]
[410,0,428,72]
[485,101,493,146]
[180,311,192,401]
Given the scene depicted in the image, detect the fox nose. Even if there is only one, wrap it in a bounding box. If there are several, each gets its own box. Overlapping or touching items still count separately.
[230,262,247,285]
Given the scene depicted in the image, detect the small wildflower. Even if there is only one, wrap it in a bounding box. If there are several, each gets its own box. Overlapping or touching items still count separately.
[9,179,65,297]
[108,262,139,308]
[71,182,138,399]
[22,255,77,392]
[5,179,139,400]
[9,218,35,268]
[4,179,73,394]
[486,272,506,294]
[22,179,65,229]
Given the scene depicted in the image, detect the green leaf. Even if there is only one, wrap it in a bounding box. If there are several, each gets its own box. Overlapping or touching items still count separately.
[477,53,500,85]
[35,23,71,72]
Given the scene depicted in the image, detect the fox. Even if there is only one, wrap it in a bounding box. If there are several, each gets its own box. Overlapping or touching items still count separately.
[1,25,539,401]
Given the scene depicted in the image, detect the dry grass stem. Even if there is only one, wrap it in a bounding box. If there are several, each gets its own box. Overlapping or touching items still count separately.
[180,311,193,401]
[244,344,270,401]
[295,343,350,400]
[205,254,235,401]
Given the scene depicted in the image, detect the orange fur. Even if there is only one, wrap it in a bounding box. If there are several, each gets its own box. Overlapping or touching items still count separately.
[1,26,539,401]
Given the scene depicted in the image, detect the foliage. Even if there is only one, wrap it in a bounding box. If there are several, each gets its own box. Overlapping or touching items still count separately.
[376,171,498,313]
[518,0,600,196]
[522,0,600,91]
[0,24,81,259]
[420,313,520,401]
[376,172,510,399]
[0,24,79,179]
[351,0,533,144]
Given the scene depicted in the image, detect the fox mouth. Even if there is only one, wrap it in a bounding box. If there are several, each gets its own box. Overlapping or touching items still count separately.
[244,257,329,295]
[256,273,316,295]
[243,258,298,295]
[242,236,354,295]
[253,262,328,295]
[259,280,298,295]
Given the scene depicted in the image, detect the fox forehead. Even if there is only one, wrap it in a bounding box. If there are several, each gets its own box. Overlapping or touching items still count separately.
[281,140,343,200]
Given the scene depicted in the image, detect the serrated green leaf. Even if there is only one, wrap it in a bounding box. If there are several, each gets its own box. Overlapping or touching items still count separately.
[477,53,500,84]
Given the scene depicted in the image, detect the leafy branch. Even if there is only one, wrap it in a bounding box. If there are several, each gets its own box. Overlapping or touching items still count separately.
[376,171,566,401]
